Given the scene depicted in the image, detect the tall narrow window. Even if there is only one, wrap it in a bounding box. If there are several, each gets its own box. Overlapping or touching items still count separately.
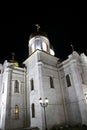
[50,76,54,88]
[32,103,35,118]
[2,83,4,93]
[66,74,71,87]
[81,73,84,84]
[31,79,34,91]
[14,80,19,93]
[35,39,41,50]
[14,105,19,119]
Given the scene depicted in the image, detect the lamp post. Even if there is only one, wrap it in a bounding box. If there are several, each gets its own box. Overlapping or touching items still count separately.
[39,97,48,130]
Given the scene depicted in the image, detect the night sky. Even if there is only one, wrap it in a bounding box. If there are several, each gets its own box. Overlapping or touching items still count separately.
[0,8,87,65]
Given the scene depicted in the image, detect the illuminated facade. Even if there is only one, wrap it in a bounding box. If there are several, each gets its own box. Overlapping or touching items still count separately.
[0,26,87,130]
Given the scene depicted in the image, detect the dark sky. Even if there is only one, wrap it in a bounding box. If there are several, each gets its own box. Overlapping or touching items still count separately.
[0,8,87,65]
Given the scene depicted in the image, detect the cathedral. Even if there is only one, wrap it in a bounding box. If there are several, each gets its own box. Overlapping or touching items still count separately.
[0,25,87,130]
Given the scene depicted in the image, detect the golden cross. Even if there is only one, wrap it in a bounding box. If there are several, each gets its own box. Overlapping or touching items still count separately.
[11,52,15,60]
[70,44,74,52]
[35,24,40,32]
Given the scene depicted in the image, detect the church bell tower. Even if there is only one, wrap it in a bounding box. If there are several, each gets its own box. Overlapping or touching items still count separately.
[24,24,65,130]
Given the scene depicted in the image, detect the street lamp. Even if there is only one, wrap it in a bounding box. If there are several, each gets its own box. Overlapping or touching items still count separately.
[39,97,48,130]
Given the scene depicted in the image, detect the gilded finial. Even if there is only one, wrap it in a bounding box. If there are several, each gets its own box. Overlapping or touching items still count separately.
[35,24,40,32]
[10,52,19,66]
[11,52,15,60]
[70,44,74,52]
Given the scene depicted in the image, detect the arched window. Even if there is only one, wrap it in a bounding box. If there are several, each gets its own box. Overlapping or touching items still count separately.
[35,38,42,50]
[2,83,4,93]
[81,73,84,84]
[14,80,19,93]
[31,79,34,91]
[14,105,19,119]
[32,103,35,118]
[50,76,54,88]
[66,74,71,87]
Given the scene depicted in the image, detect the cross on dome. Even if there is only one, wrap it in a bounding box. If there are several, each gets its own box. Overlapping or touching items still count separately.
[35,24,40,32]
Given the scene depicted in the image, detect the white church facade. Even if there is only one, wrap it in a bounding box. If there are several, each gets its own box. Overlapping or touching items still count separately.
[0,25,87,130]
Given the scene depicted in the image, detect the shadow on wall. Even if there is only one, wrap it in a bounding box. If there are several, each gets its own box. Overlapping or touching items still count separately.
[23,127,39,130]
[49,124,87,130]
[10,127,40,130]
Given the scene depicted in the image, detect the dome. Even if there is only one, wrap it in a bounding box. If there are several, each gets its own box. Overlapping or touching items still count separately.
[10,60,19,67]
[29,31,48,40]
[29,24,48,40]
[28,24,55,56]
[9,52,19,67]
